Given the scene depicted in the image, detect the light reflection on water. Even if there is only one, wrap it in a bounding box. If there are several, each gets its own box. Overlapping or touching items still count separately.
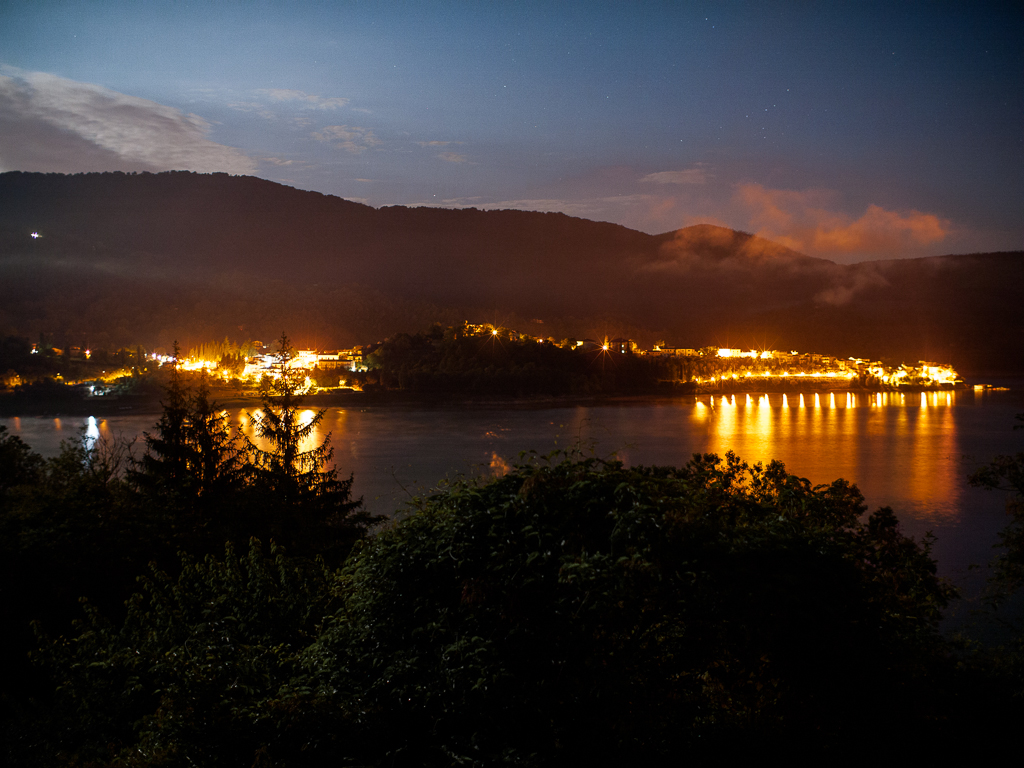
[688,391,961,523]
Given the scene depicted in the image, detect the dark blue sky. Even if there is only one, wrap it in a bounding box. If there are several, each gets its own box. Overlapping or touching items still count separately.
[1,1,1020,261]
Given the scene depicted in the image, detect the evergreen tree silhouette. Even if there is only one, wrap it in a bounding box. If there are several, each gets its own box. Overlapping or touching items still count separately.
[242,333,372,557]
[133,341,193,499]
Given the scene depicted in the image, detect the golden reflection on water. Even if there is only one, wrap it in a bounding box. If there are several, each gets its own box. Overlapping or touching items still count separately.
[690,391,962,522]
[236,407,333,454]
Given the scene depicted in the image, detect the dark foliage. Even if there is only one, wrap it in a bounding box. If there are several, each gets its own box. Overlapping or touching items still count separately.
[25,541,341,767]
[967,413,1024,699]
[970,413,1024,600]
[308,452,958,764]
[365,326,675,397]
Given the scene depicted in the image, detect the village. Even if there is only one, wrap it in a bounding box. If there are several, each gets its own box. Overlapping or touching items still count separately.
[163,321,963,393]
[2,320,962,400]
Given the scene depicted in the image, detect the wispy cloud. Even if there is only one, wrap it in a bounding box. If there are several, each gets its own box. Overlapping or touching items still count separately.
[227,100,265,110]
[640,166,711,185]
[257,88,349,109]
[416,140,463,147]
[312,125,381,153]
[0,67,256,174]
[226,101,277,120]
[437,151,468,163]
[735,183,950,258]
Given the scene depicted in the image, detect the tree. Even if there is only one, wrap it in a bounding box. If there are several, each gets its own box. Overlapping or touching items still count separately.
[186,369,245,507]
[24,541,344,767]
[131,345,243,526]
[969,412,1024,600]
[0,425,44,512]
[310,451,957,763]
[242,333,372,557]
[962,413,1024,718]
[132,342,192,499]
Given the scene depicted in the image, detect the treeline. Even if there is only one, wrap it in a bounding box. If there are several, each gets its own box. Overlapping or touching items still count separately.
[187,337,259,371]
[0,337,375,762]
[360,324,684,397]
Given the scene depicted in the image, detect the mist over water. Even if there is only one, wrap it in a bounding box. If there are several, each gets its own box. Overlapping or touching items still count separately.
[5,389,1022,614]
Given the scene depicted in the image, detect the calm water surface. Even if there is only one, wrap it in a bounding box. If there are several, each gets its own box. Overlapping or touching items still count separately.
[5,388,1023,609]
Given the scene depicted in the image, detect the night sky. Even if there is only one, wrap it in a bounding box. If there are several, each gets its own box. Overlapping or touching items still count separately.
[1,1,1021,263]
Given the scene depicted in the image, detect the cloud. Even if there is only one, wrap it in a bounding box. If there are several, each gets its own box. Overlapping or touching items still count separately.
[645,222,897,306]
[226,101,277,120]
[813,263,889,305]
[0,67,256,174]
[437,151,468,163]
[312,125,381,153]
[640,167,710,185]
[257,88,349,109]
[416,140,463,147]
[735,183,950,258]
[649,222,821,277]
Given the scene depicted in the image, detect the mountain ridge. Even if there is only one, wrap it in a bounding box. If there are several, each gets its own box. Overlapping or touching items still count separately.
[1,171,1021,374]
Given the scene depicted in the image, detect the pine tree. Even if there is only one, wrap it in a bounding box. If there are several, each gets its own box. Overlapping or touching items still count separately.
[134,342,192,497]
[133,346,243,532]
[242,333,371,557]
[187,369,244,505]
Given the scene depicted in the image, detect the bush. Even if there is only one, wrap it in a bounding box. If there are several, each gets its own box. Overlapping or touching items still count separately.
[310,451,955,764]
[24,541,340,767]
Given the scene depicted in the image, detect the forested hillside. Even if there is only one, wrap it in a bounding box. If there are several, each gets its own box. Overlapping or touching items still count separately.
[2,171,1021,373]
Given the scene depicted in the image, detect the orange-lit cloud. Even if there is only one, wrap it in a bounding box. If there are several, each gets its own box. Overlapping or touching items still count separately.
[735,183,950,258]
[312,125,381,153]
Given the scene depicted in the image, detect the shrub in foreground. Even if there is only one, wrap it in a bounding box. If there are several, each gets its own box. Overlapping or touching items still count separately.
[311,452,955,764]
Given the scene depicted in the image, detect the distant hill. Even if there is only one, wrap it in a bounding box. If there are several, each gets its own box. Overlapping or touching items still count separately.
[1,171,1021,374]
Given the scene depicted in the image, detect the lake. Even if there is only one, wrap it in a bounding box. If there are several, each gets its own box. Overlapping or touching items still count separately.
[4,387,1023,623]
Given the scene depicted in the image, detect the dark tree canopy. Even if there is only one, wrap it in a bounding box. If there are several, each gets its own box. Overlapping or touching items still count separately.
[309,451,957,764]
